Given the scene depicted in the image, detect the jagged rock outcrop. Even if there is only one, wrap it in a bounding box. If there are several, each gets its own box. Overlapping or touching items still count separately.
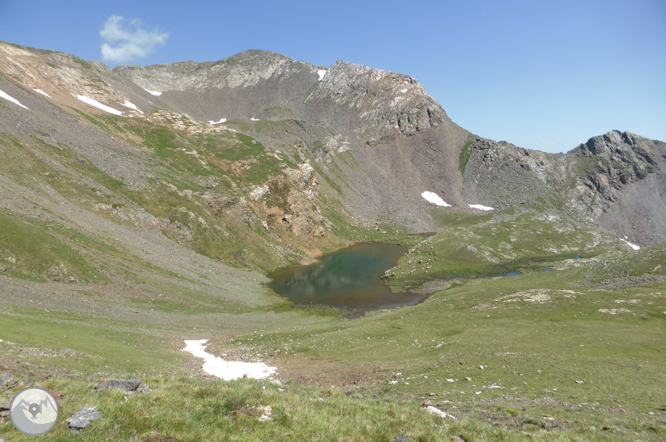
[463,130,666,245]
[567,131,666,245]
[307,60,449,144]
[567,130,659,216]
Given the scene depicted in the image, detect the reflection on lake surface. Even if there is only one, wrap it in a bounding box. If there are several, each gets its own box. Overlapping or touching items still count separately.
[268,243,425,310]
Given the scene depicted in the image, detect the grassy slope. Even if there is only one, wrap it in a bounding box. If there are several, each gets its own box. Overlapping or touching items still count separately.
[458,134,478,174]
[217,256,666,440]
[87,114,408,271]
[385,206,624,291]
[3,215,664,440]
[2,253,665,440]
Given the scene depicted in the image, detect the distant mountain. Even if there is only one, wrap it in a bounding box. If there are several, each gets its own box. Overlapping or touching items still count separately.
[0,39,663,285]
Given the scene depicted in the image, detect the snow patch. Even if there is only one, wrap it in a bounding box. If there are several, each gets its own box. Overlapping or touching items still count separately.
[209,118,227,125]
[143,88,162,96]
[183,339,277,381]
[251,118,260,122]
[77,95,123,116]
[468,204,494,211]
[422,191,451,207]
[401,88,408,93]
[424,405,457,420]
[121,100,143,114]
[317,69,327,81]
[620,238,640,250]
[33,88,52,98]
[0,89,29,110]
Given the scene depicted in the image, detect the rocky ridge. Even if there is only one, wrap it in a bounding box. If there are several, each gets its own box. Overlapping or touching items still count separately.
[567,131,660,217]
[116,50,311,91]
[462,130,666,245]
[307,60,449,143]
[1,39,665,256]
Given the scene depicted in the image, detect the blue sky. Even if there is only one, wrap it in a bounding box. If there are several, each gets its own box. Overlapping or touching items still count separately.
[1,0,664,152]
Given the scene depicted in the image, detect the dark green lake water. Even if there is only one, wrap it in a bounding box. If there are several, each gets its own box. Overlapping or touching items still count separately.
[268,243,425,310]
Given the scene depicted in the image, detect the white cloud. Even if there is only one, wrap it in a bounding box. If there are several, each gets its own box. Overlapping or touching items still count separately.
[100,15,169,63]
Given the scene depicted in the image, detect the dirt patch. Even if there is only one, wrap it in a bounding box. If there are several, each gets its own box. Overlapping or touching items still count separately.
[144,437,181,442]
[409,279,452,295]
[270,355,384,388]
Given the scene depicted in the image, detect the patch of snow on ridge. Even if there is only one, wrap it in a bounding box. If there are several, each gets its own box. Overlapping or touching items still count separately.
[422,191,451,207]
[0,89,29,109]
[620,237,640,250]
[251,118,260,121]
[401,88,408,93]
[183,339,277,381]
[77,95,123,116]
[122,100,143,114]
[33,89,52,98]
[469,204,494,211]
[143,88,162,96]
[210,118,227,125]
[317,69,327,81]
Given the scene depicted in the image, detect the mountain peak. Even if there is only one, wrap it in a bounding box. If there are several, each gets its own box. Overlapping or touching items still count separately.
[225,49,292,62]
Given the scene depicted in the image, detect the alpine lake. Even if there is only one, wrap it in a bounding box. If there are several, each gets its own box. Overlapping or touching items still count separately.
[268,243,426,311]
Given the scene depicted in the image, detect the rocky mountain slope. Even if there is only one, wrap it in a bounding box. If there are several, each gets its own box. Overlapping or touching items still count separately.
[462,131,666,246]
[0,39,664,287]
[0,42,470,236]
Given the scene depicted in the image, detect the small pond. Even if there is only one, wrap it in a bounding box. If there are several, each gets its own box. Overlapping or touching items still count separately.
[268,243,426,311]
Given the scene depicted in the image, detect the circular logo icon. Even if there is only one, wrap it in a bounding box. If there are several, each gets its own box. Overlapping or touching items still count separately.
[9,387,59,436]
